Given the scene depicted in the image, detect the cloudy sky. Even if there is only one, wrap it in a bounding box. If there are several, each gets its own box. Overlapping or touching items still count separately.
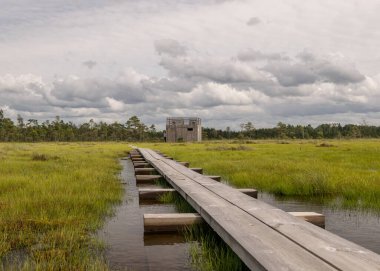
[1,0,380,129]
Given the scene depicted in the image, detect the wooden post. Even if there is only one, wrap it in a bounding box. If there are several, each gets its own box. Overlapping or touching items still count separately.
[288,212,325,228]
[205,176,221,182]
[238,189,258,198]
[178,162,190,167]
[144,213,203,233]
[190,168,203,174]
[143,212,325,232]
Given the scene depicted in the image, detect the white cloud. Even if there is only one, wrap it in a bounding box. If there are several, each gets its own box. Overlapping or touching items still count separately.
[1,0,380,129]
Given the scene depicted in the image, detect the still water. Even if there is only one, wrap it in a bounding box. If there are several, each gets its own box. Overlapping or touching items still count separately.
[259,193,380,254]
[98,159,192,271]
[99,159,380,270]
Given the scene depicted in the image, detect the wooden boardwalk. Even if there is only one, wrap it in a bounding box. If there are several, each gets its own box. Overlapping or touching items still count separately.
[137,148,380,271]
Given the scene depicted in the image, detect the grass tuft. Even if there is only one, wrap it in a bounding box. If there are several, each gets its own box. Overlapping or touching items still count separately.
[31,153,60,161]
[317,142,336,147]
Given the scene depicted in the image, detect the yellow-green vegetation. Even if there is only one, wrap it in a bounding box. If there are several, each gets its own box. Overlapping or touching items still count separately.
[142,140,380,212]
[0,143,129,270]
[186,224,246,271]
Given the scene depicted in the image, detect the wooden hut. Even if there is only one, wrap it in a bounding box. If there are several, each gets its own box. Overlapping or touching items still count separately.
[166,117,202,142]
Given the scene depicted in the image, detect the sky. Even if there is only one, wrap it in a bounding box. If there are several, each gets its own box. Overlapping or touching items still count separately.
[1,0,380,129]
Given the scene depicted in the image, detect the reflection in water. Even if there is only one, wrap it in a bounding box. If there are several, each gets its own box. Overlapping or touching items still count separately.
[259,193,380,254]
[98,159,191,271]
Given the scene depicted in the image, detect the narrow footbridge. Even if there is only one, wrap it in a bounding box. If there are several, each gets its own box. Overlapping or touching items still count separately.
[137,148,380,271]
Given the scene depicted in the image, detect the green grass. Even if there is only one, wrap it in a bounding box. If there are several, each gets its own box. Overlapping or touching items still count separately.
[186,224,247,271]
[0,142,129,270]
[142,139,380,212]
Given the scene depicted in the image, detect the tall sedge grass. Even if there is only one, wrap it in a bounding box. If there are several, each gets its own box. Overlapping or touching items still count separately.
[0,143,129,270]
[142,140,380,212]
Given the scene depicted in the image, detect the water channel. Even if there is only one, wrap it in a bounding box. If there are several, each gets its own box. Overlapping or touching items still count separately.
[99,159,380,270]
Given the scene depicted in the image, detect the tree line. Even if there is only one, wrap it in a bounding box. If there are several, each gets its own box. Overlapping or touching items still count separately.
[0,110,161,142]
[1,109,380,142]
[203,121,380,140]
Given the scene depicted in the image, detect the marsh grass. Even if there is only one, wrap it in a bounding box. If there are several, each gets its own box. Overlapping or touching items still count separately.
[158,191,195,213]
[141,140,380,212]
[185,224,247,271]
[155,178,172,188]
[0,142,129,270]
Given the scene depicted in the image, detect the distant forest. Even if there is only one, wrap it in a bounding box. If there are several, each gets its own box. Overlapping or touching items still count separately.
[1,109,380,142]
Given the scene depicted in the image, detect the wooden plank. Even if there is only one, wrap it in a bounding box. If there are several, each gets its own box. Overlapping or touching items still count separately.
[139,188,175,200]
[135,175,162,184]
[289,212,325,228]
[139,148,380,271]
[144,213,203,232]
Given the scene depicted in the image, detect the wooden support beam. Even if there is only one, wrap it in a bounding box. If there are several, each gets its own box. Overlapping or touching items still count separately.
[190,168,203,174]
[288,212,325,228]
[133,162,150,168]
[238,189,258,198]
[205,175,221,182]
[144,212,325,232]
[136,175,163,184]
[131,158,145,162]
[139,188,257,201]
[139,188,175,200]
[144,213,203,233]
[135,168,157,175]
[178,162,190,167]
